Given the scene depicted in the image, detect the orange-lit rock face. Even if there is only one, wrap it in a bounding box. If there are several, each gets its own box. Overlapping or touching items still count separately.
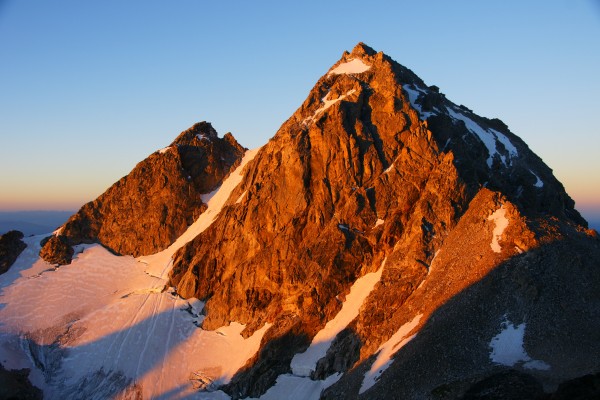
[166,43,597,398]
[39,122,245,263]
[25,43,599,399]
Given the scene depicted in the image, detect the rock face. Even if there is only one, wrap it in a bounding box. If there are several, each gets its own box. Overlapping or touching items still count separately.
[0,364,43,400]
[0,230,26,274]
[167,43,599,398]
[39,122,245,264]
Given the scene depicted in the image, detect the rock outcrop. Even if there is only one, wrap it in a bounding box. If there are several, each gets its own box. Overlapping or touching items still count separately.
[39,122,245,264]
[0,364,42,400]
[0,230,26,274]
[166,43,599,398]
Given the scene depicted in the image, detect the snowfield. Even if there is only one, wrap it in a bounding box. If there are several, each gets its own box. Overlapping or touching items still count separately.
[0,150,269,399]
[328,59,371,76]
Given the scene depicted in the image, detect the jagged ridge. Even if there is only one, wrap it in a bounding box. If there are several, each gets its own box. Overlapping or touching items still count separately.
[39,122,245,264]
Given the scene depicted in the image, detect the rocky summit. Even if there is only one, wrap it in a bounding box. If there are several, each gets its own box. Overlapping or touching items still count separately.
[39,122,245,264]
[168,43,599,398]
[7,43,598,399]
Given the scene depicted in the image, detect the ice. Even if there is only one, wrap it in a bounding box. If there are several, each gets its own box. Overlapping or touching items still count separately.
[359,314,423,394]
[328,59,370,76]
[489,319,550,371]
[290,258,386,377]
[487,206,509,253]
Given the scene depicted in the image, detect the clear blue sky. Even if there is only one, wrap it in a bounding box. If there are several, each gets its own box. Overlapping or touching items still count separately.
[1,1,599,223]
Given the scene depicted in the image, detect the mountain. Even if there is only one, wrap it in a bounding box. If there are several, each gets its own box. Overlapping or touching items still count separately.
[167,43,599,398]
[1,43,598,399]
[39,122,245,264]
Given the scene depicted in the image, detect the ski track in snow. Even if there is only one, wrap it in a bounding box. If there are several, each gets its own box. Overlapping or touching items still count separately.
[0,149,269,399]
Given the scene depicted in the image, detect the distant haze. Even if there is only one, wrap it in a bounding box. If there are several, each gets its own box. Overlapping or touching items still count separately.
[0,211,74,236]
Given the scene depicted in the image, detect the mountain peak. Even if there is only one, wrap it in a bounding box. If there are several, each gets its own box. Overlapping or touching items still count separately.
[21,44,598,400]
[350,41,377,57]
[173,121,219,145]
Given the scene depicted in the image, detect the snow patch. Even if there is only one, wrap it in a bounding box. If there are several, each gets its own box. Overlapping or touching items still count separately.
[489,319,550,371]
[158,146,171,154]
[249,373,342,400]
[360,314,423,394]
[428,250,441,275]
[403,84,436,119]
[374,219,384,227]
[529,169,544,188]
[290,258,386,377]
[446,107,517,168]
[328,59,370,76]
[197,134,211,141]
[236,190,247,204]
[487,205,509,253]
[491,129,518,158]
[303,89,356,126]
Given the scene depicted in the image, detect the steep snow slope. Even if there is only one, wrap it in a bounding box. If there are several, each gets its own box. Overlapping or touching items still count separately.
[0,150,265,399]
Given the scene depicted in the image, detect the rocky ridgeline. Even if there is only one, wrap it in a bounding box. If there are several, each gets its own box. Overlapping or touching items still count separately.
[166,43,599,398]
[39,122,245,264]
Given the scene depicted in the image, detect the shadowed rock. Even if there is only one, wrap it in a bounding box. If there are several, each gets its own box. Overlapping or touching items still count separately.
[0,230,26,274]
